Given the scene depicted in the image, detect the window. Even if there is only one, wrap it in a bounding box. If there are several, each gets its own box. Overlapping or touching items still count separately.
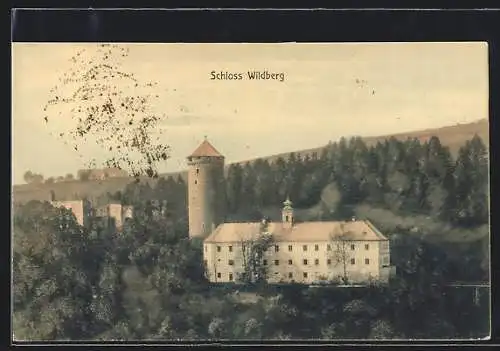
[365,258,370,265]
[315,244,319,251]
[263,259,268,266]
[327,244,331,251]
[365,244,369,250]
[275,245,279,252]
[274,260,280,266]
[315,259,319,265]
[327,259,332,265]
[351,244,355,250]
[288,272,293,278]
[194,180,197,185]
[229,245,233,252]
[350,258,356,265]
[228,260,234,266]
[285,215,289,222]
[196,168,199,175]
[303,272,308,278]
[203,259,208,266]
[288,259,293,265]
[217,246,221,252]
[288,245,293,252]
[217,273,221,278]
[303,245,308,252]
[303,259,308,265]
[229,273,233,281]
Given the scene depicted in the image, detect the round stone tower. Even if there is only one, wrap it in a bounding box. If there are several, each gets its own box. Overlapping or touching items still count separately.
[187,138,225,239]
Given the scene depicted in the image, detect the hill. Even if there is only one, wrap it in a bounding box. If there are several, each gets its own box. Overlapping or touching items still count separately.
[12,119,488,204]
[252,118,488,165]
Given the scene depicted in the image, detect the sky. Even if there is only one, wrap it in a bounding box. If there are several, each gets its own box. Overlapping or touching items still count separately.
[12,42,488,185]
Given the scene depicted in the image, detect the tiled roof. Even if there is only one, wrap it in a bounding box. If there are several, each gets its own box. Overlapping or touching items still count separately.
[188,140,223,158]
[204,220,388,243]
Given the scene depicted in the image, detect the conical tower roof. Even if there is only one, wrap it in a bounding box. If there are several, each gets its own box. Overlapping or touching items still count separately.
[188,138,223,158]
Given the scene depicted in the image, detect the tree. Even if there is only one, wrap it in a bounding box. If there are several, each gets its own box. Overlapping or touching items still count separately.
[65,173,75,181]
[43,44,169,178]
[226,163,243,213]
[369,319,400,339]
[45,177,55,184]
[207,317,227,339]
[23,170,34,184]
[444,135,489,226]
[78,170,92,181]
[240,162,257,210]
[424,136,453,180]
[259,293,298,338]
[335,299,378,338]
[26,173,44,184]
[238,222,275,285]
[384,170,410,212]
[271,157,289,202]
[13,201,94,340]
[321,323,341,339]
[329,229,354,284]
[253,159,274,207]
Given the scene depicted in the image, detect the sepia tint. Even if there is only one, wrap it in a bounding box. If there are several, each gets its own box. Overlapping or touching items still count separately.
[12,42,490,342]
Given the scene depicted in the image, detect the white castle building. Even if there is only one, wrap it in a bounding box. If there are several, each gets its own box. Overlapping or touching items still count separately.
[186,139,396,285]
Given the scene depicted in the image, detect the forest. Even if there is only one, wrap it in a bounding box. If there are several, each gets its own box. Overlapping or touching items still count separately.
[13,134,489,341]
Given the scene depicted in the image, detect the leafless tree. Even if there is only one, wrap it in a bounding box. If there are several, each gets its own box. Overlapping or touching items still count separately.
[329,224,354,284]
[238,221,274,284]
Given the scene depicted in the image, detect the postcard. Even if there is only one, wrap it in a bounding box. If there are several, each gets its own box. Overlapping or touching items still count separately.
[12,42,490,342]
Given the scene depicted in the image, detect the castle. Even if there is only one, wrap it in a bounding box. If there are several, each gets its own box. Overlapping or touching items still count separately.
[51,199,133,231]
[187,139,396,285]
[186,137,226,238]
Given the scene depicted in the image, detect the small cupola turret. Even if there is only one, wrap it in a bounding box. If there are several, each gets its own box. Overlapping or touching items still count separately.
[282,196,294,228]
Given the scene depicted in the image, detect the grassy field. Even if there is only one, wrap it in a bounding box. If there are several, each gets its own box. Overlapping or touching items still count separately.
[12,119,488,204]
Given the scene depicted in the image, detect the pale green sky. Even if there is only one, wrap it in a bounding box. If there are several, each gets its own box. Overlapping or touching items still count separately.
[12,42,488,184]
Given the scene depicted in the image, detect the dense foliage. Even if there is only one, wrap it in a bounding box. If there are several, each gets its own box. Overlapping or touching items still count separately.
[13,135,489,341]
[226,135,488,227]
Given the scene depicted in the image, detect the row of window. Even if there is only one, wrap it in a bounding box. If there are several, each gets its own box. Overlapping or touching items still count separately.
[215,271,326,281]
[216,258,371,266]
[264,258,370,265]
[214,243,371,253]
